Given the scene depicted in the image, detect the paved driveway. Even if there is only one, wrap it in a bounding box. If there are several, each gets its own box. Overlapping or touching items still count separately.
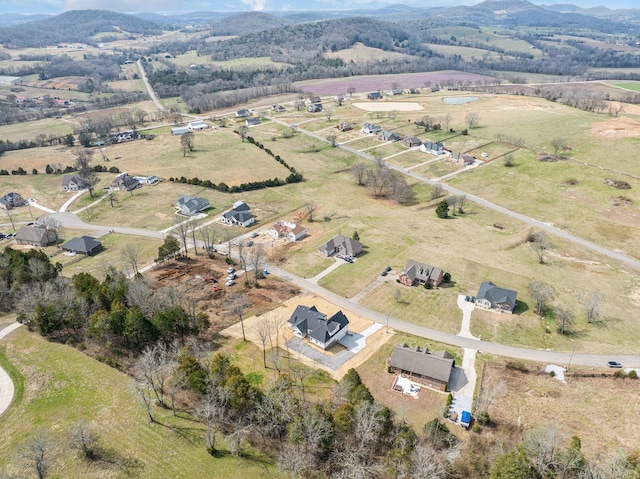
[286,338,354,371]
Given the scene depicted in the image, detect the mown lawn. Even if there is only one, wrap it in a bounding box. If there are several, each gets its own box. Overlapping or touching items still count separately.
[0,329,286,479]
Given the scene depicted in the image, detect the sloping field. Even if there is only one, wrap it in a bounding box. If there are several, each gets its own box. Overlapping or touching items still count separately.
[0,328,285,478]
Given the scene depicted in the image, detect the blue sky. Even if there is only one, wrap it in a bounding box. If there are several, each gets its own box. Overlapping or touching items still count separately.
[0,0,636,15]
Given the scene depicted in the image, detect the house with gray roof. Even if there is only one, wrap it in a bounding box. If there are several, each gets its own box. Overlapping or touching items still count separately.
[476,281,518,313]
[236,109,251,118]
[221,201,255,227]
[367,91,383,100]
[175,195,210,216]
[287,305,349,350]
[419,142,446,155]
[399,260,443,287]
[112,172,140,192]
[15,225,58,247]
[62,175,88,192]
[450,152,475,166]
[0,192,26,210]
[62,236,102,256]
[388,343,455,389]
[403,136,422,148]
[318,235,363,258]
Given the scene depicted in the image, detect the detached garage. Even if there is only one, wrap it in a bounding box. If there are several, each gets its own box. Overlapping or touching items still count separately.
[62,236,102,256]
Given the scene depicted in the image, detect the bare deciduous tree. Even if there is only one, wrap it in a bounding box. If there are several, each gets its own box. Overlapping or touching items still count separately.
[529,230,553,264]
[351,163,368,186]
[19,431,55,479]
[578,291,603,324]
[553,305,575,335]
[224,292,252,341]
[528,281,558,316]
[327,133,337,147]
[135,344,173,408]
[198,223,218,256]
[524,426,564,477]
[466,112,480,128]
[122,243,142,276]
[248,244,265,282]
[236,125,248,142]
[180,131,194,156]
[411,444,449,479]
[430,183,445,200]
[172,217,192,258]
[69,420,99,460]
[305,203,318,222]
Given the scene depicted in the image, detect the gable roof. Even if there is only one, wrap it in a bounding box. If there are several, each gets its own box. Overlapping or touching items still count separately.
[402,260,442,283]
[15,225,55,244]
[62,175,88,188]
[389,343,454,383]
[287,305,349,344]
[62,236,101,254]
[477,281,518,309]
[223,201,254,223]
[176,195,209,215]
[319,234,363,256]
[0,192,24,207]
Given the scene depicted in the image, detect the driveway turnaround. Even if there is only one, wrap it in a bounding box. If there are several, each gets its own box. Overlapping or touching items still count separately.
[286,337,354,370]
[0,322,23,418]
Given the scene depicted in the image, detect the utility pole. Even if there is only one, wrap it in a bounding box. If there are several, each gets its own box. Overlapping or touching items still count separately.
[386,309,390,333]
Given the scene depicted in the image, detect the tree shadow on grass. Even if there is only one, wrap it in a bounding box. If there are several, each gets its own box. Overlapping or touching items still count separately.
[513,300,529,315]
[81,447,143,477]
[155,420,205,446]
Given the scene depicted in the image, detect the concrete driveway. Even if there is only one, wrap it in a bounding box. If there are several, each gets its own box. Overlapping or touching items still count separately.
[286,338,354,371]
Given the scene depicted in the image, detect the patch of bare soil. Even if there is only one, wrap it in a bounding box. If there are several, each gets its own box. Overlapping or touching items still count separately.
[145,255,299,335]
[591,116,640,139]
[609,195,633,206]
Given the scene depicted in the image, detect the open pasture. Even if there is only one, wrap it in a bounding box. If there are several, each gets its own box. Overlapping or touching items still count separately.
[324,43,412,63]
[0,118,75,142]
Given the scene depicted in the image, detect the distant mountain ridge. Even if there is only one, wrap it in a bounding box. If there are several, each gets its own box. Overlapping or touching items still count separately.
[0,1,639,48]
[0,10,162,48]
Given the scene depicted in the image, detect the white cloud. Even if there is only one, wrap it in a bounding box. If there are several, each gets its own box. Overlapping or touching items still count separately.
[240,0,266,11]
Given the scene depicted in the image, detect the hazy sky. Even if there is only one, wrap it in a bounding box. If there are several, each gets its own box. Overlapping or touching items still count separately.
[0,0,636,15]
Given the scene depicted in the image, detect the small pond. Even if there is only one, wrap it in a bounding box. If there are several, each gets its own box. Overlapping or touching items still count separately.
[442,96,479,105]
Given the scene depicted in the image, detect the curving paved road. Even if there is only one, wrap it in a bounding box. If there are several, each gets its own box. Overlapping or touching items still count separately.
[0,322,23,418]
[266,264,640,368]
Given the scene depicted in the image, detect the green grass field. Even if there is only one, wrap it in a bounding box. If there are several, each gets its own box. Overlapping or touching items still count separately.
[0,328,286,478]
[612,82,640,92]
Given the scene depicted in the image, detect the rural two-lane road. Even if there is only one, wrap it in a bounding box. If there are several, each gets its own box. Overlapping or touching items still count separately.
[286,120,640,271]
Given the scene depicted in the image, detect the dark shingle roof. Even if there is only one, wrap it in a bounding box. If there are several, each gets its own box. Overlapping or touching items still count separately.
[62,236,101,254]
[389,343,454,383]
[287,305,349,344]
[477,281,517,309]
[402,260,442,284]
